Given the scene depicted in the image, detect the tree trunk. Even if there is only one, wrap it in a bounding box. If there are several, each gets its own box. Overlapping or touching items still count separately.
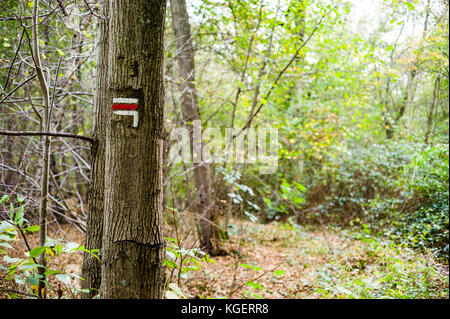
[170,0,224,256]
[424,75,440,144]
[407,0,430,133]
[100,0,166,299]
[81,2,109,298]
[32,0,51,299]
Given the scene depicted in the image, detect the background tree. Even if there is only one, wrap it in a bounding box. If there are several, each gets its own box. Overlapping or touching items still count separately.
[170,0,224,257]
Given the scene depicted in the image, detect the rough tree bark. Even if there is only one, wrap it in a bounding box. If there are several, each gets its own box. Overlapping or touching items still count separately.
[424,74,440,144]
[170,0,224,256]
[100,0,167,298]
[81,2,109,298]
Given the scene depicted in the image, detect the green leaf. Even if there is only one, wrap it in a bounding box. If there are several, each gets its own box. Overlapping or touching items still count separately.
[19,263,42,271]
[29,246,45,258]
[55,274,71,286]
[0,242,13,249]
[164,237,178,243]
[14,206,24,225]
[246,281,264,290]
[25,276,39,286]
[405,2,415,11]
[168,283,184,297]
[9,203,14,220]
[4,256,22,264]
[17,264,36,270]
[0,195,8,203]
[273,270,286,276]
[244,211,258,222]
[45,270,62,276]
[203,254,215,263]
[0,221,14,233]
[163,259,178,269]
[63,242,80,252]
[294,182,306,192]
[166,251,177,260]
[0,234,13,241]
[15,275,26,285]
[24,225,39,232]
[240,263,261,271]
[165,290,179,299]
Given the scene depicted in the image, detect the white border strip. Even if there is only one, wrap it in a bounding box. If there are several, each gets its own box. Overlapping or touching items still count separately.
[113,97,138,104]
[113,110,139,128]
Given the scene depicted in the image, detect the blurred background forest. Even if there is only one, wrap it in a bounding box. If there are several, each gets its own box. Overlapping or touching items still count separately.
[0,0,448,299]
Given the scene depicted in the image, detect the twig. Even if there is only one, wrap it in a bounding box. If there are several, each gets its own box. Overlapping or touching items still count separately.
[83,0,104,19]
[237,8,334,135]
[0,130,94,143]
[0,74,37,104]
[0,288,40,299]
[227,262,283,298]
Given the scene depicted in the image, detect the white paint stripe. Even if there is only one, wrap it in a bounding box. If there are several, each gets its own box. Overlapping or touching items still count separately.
[113,97,138,104]
[113,110,139,128]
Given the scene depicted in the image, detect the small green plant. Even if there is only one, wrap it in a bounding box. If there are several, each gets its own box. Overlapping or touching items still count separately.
[260,179,306,222]
[312,229,448,299]
[0,195,99,299]
[163,236,215,298]
[235,263,286,299]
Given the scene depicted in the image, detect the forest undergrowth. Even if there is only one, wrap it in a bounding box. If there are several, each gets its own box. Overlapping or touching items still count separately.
[1,217,447,299]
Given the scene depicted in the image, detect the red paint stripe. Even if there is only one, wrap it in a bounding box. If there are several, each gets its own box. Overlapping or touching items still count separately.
[112,104,138,110]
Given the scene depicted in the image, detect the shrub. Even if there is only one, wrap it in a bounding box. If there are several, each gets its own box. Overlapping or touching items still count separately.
[389,144,449,260]
[300,142,449,260]
[304,141,413,222]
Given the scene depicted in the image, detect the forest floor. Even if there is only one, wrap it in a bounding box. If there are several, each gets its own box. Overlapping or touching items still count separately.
[183,220,449,299]
[1,218,448,299]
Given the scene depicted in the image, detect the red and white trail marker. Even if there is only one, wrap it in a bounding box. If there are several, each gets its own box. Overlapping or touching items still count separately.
[112,97,139,127]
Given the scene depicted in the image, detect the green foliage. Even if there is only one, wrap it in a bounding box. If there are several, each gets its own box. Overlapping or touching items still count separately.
[226,218,448,299]
[299,141,449,261]
[237,263,286,299]
[403,144,449,196]
[259,179,306,222]
[311,229,448,299]
[165,283,187,299]
[389,190,448,259]
[388,145,449,259]
[163,236,215,298]
[0,195,98,299]
[216,167,261,222]
[309,142,412,221]
[1,0,448,301]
